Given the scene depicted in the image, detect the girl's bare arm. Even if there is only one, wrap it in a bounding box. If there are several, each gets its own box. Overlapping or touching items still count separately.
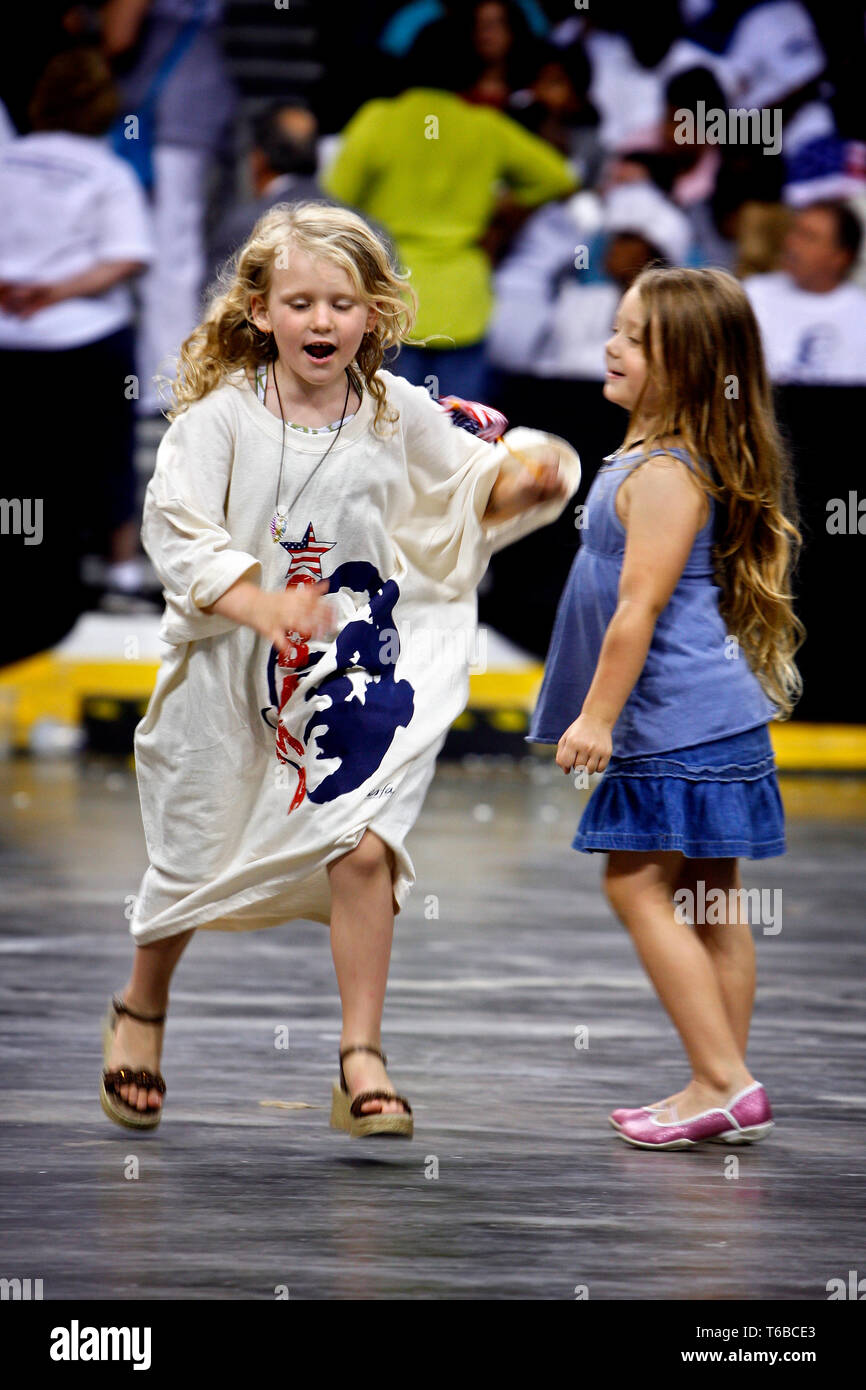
[202,576,335,652]
[556,457,707,773]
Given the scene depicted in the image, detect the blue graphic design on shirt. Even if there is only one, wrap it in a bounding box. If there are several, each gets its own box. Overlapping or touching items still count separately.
[791,324,837,375]
[260,525,415,811]
[304,560,415,804]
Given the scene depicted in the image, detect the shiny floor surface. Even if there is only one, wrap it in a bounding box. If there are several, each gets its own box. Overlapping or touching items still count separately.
[1,756,864,1300]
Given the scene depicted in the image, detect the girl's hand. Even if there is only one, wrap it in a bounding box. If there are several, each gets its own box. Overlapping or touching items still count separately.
[252,581,337,652]
[556,713,613,776]
[484,446,569,522]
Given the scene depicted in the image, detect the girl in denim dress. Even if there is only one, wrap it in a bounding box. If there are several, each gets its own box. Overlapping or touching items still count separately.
[527,266,804,1149]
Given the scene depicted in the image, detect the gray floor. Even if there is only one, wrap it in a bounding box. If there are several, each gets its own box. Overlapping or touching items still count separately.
[1,754,864,1300]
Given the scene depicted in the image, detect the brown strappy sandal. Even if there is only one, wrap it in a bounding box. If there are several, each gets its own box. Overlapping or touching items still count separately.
[100,994,167,1131]
[329,1043,413,1139]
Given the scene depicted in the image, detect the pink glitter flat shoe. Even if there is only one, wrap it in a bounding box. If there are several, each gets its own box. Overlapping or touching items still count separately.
[608,1104,664,1131]
[615,1082,774,1150]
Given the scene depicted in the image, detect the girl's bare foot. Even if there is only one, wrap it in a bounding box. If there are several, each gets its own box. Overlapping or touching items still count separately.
[340,1046,409,1116]
[107,994,166,1113]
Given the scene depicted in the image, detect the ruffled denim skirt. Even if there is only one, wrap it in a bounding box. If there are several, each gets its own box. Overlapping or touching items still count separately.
[573,723,785,859]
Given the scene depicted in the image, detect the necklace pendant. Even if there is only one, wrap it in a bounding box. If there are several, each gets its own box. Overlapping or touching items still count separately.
[270,508,289,544]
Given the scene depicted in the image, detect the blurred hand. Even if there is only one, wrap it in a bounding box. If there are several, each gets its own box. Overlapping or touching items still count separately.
[100,0,151,57]
[251,580,337,653]
[0,283,56,317]
[486,445,569,522]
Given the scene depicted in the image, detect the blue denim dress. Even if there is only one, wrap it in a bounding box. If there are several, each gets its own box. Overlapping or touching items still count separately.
[527,446,786,859]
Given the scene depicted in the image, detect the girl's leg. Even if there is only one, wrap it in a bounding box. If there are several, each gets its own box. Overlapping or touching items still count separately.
[647,856,756,1109]
[327,830,407,1115]
[689,858,755,1055]
[605,851,754,1121]
[107,929,195,1113]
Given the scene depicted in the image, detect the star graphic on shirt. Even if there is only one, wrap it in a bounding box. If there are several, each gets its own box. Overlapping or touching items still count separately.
[278,522,336,583]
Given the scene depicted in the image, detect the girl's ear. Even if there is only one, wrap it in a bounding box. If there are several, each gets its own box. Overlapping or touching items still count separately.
[249,293,271,334]
[365,303,379,334]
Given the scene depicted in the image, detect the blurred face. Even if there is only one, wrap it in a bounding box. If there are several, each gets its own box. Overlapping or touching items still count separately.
[783,208,850,292]
[604,233,657,289]
[275,107,317,145]
[604,284,650,412]
[250,250,376,389]
[474,3,511,62]
[532,61,578,114]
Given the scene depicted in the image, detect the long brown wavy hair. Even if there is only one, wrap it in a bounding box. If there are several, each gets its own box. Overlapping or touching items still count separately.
[625,265,804,718]
[166,202,418,433]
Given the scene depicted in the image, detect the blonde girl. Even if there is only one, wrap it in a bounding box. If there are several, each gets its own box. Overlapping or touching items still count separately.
[100,202,580,1139]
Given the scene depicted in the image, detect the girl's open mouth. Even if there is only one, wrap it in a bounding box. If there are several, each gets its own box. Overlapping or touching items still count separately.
[304,342,337,360]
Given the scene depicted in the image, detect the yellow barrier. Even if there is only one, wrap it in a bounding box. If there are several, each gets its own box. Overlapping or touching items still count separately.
[1,653,864,771]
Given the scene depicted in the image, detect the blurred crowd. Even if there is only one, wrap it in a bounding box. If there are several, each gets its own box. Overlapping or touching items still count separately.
[0,0,865,630]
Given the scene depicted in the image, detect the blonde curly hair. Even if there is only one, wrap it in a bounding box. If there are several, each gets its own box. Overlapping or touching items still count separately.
[166,202,418,433]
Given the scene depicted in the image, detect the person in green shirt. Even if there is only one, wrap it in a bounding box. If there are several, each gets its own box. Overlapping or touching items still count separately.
[322,68,578,401]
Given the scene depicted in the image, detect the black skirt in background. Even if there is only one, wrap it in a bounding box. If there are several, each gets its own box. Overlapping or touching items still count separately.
[0,325,137,666]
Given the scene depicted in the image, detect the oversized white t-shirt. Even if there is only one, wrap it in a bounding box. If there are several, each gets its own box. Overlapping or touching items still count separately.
[130,368,581,943]
[744,272,866,384]
[0,131,153,350]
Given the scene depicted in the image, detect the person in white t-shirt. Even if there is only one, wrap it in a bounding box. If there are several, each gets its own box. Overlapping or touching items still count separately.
[724,0,825,109]
[0,62,153,354]
[101,0,237,414]
[0,48,154,648]
[488,181,693,379]
[744,200,866,385]
[724,0,835,164]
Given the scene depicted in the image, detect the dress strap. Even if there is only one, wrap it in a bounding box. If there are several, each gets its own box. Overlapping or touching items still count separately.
[255,362,267,404]
[628,445,710,481]
[644,445,697,469]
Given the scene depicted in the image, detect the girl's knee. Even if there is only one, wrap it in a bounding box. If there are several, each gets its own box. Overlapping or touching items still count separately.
[604,853,681,926]
[340,830,391,877]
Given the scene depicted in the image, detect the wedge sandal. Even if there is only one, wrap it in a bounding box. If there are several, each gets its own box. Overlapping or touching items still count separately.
[330,1043,413,1139]
[100,994,167,1131]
